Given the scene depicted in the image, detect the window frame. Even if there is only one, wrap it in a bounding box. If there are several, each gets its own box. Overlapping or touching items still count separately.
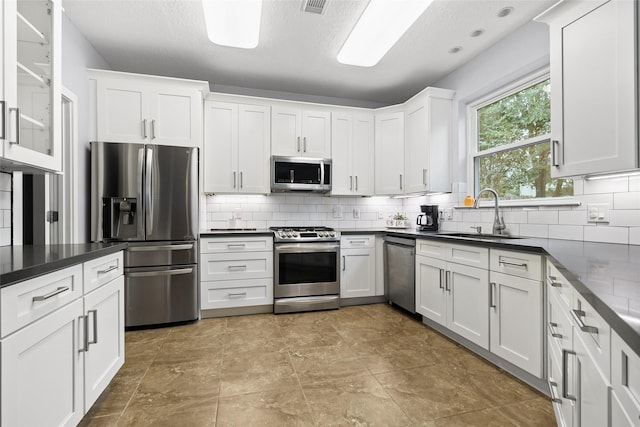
[466,68,571,204]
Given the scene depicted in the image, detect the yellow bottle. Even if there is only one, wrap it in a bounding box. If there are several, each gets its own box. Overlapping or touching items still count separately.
[463,195,475,206]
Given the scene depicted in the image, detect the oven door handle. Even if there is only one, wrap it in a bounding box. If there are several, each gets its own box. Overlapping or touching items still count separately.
[274,243,340,253]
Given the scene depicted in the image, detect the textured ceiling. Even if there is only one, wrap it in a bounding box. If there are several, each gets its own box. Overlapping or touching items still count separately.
[62,0,556,106]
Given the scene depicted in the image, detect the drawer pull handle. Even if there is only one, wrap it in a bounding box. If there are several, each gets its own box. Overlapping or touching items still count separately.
[571,309,598,334]
[97,265,118,275]
[562,349,577,401]
[499,259,528,269]
[548,322,562,339]
[33,286,70,302]
[349,240,367,244]
[445,271,451,292]
[88,309,98,345]
[79,315,90,353]
[439,269,444,290]
[227,243,246,249]
[228,265,247,270]
[548,275,562,287]
[228,292,247,298]
[490,282,497,309]
[549,381,562,404]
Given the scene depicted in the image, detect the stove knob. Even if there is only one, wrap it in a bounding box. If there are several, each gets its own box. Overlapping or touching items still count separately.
[319,231,326,237]
[293,232,299,237]
[329,231,335,237]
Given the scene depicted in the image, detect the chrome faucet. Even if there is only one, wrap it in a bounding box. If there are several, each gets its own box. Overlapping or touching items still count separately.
[473,188,506,235]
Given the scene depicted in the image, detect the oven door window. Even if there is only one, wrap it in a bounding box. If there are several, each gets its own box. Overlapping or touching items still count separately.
[278,251,337,284]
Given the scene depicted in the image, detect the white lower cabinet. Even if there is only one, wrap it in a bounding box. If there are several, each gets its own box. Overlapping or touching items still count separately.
[83,276,125,410]
[1,299,85,427]
[488,250,543,377]
[416,247,489,349]
[611,330,640,426]
[546,256,614,427]
[489,273,542,377]
[571,328,610,427]
[0,251,125,426]
[340,235,376,299]
[200,236,274,310]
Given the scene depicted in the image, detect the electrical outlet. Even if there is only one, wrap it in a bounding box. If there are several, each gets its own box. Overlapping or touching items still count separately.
[587,203,609,223]
[378,211,385,219]
[333,205,343,218]
[353,208,360,219]
[444,208,453,220]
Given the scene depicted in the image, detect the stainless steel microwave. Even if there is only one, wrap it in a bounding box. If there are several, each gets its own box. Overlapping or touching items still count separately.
[271,156,332,193]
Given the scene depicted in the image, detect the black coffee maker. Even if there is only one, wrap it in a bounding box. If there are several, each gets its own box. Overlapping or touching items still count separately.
[417,205,439,231]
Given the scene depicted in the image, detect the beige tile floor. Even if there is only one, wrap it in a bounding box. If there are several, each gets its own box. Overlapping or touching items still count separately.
[79,304,555,427]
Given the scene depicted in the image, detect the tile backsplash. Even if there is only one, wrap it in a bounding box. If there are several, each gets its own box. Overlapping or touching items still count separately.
[0,172,11,246]
[407,176,640,245]
[202,194,404,231]
[203,175,640,246]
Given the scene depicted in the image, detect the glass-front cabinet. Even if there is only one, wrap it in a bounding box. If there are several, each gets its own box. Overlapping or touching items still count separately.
[1,0,61,172]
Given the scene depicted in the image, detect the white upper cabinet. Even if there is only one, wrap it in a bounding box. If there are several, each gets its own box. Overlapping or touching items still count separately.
[89,69,207,148]
[536,0,638,177]
[404,88,454,194]
[1,0,62,172]
[271,106,330,158]
[203,100,270,194]
[331,112,374,196]
[375,111,405,195]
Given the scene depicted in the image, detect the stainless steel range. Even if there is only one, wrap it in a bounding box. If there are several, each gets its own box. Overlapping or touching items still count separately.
[271,226,341,314]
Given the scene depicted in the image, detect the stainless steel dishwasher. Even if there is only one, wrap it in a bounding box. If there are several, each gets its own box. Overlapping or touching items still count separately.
[384,236,416,313]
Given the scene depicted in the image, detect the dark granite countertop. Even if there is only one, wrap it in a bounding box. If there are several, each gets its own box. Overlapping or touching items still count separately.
[202,227,640,355]
[200,229,274,237]
[378,228,640,356]
[0,243,128,288]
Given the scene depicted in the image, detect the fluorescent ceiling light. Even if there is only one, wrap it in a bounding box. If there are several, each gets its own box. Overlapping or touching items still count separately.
[202,0,263,49]
[338,0,434,67]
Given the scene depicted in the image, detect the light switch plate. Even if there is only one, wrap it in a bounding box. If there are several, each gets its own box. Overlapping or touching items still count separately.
[587,203,609,223]
[353,208,360,219]
[333,205,343,218]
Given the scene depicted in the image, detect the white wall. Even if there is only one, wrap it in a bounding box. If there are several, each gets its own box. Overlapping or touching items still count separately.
[411,21,640,245]
[61,13,111,243]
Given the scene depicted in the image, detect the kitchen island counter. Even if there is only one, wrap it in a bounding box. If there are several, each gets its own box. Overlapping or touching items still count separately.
[0,242,128,287]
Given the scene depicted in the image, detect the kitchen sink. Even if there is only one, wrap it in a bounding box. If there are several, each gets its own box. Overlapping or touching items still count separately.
[438,232,523,240]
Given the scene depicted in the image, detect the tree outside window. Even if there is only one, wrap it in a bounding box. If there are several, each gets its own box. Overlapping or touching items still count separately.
[470,75,572,200]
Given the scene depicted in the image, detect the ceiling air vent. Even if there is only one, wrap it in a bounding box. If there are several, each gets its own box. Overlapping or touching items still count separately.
[302,0,328,15]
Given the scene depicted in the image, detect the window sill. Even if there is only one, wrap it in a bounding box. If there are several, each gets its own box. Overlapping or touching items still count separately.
[454,197,581,209]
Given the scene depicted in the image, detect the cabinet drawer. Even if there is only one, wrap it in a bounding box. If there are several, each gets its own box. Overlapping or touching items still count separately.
[572,292,610,382]
[341,234,375,248]
[201,278,273,309]
[490,249,542,280]
[447,243,488,268]
[612,331,640,425]
[200,236,273,253]
[200,252,273,281]
[83,251,124,294]
[547,283,574,358]
[416,239,447,260]
[546,260,573,311]
[1,265,83,338]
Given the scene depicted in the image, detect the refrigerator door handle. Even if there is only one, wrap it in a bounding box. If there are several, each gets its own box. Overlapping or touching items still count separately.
[127,267,194,278]
[128,243,194,252]
[145,147,153,236]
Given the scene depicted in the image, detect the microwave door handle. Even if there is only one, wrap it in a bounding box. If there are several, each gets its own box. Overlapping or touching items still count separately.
[320,160,325,186]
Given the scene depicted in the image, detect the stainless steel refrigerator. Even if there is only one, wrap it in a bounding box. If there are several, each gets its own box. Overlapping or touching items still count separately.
[91,142,199,327]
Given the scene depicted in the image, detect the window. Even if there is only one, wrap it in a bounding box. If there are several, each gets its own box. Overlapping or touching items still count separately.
[469,72,572,201]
